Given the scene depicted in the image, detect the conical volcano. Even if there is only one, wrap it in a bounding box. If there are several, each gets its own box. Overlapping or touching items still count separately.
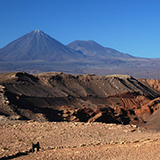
[0,30,84,61]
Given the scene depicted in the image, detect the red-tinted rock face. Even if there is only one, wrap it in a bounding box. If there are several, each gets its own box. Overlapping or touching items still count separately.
[139,78,160,93]
[0,72,160,125]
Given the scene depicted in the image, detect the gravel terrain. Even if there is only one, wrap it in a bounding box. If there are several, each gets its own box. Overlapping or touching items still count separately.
[0,121,160,160]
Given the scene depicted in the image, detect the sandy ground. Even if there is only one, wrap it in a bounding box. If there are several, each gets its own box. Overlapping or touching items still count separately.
[0,121,160,160]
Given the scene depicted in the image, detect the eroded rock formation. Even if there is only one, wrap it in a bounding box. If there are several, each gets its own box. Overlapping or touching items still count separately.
[0,72,160,125]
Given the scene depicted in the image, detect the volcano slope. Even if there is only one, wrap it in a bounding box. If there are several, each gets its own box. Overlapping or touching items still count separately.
[0,72,160,125]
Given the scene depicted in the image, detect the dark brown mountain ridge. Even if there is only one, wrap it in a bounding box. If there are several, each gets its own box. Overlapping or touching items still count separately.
[1,72,160,126]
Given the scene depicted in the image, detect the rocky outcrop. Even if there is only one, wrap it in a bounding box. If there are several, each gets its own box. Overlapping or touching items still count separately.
[139,79,160,93]
[0,72,160,124]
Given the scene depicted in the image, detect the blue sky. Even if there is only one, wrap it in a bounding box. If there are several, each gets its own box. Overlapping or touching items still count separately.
[1,0,160,58]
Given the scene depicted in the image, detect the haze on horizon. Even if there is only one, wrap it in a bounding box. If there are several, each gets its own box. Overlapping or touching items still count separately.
[1,0,160,58]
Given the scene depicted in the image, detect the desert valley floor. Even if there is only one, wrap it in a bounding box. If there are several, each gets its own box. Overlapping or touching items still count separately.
[1,121,160,160]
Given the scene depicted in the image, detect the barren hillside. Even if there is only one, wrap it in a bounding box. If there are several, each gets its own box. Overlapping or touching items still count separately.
[0,72,160,125]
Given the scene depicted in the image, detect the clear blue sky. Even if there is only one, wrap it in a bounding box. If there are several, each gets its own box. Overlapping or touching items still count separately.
[1,0,160,58]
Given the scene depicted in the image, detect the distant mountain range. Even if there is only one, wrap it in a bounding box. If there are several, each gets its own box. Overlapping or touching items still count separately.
[0,30,160,79]
[0,30,134,62]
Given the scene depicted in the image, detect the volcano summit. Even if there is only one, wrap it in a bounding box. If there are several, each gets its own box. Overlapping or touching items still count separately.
[0,30,84,61]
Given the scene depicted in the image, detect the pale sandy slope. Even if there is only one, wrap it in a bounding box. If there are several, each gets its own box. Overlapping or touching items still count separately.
[0,121,160,160]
